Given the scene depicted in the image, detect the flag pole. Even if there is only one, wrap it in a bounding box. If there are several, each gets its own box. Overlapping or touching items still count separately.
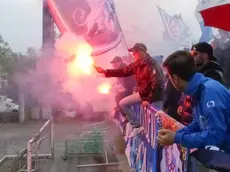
[114,10,134,63]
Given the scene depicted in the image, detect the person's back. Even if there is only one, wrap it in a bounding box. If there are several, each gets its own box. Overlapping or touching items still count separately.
[186,74,230,153]
[199,60,224,84]
[222,45,230,87]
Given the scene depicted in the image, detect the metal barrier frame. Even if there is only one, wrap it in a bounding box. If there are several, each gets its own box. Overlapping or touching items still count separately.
[115,105,188,172]
[0,117,54,172]
[27,117,54,172]
[63,121,128,168]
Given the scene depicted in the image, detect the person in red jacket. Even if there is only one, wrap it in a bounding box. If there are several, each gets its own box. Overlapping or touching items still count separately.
[95,43,164,137]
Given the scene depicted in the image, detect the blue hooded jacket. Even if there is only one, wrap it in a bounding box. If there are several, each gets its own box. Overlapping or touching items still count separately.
[174,73,230,153]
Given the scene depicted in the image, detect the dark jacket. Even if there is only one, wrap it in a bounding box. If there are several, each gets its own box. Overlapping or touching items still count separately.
[214,46,230,87]
[198,61,224,84]
[163,79,181,121]
[117,63,137,92]
[104,54,164,103]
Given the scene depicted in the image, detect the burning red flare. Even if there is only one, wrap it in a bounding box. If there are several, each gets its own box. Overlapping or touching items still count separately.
[67,43,94,77]
[97,83,111,94]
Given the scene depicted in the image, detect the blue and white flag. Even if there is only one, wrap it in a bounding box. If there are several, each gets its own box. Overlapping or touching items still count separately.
[47,0,123,56]
[157,6,193,48]
[198,21,213,42]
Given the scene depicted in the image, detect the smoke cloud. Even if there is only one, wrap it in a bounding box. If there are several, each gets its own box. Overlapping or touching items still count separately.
[14,32,117,115]
[12,0,203,117]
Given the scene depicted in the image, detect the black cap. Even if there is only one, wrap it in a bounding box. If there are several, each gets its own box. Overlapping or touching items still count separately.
[191,42,218,61]
[110,56,123,64]
[128,43,147,52]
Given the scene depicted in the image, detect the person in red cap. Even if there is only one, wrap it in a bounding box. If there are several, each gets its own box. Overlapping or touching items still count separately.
[95,43,164,137]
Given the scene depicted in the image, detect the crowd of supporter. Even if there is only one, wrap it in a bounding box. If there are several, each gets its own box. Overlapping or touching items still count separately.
[94,40,230,164]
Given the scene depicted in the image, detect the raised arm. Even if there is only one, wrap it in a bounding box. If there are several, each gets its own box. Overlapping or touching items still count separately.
[104,62,135,78]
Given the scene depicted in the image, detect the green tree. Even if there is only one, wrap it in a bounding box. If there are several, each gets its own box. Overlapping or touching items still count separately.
[0,35,14,73]
[0,34,38,100]
[0,34,38,75]
[0,34,40,122]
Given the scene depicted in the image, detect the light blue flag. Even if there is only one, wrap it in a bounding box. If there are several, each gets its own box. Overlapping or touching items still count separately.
[199,21,213,42]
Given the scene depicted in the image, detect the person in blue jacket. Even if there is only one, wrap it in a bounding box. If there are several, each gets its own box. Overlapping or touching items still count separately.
[157,50,230,153]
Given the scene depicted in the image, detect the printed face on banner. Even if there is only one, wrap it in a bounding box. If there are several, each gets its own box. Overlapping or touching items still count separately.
[47,0,122,55]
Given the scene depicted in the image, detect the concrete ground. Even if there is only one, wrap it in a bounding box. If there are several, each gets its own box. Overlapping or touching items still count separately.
[0,119,130,172]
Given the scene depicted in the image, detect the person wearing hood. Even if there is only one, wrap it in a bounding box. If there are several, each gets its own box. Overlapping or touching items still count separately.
[158,50,230,154]
[190,42,224,84]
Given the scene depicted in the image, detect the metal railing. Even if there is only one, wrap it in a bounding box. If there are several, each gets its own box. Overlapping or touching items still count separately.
[63,121,128,168]
[0,117,54,172]
[115,105,188,172]
[27,117,54,172]
[115,104,230,172]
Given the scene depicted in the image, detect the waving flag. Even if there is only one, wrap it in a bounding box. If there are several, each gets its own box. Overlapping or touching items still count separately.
[196,0,214,42]
[47,0,123,56]
[157,6,192,48]
[200,0,230,31]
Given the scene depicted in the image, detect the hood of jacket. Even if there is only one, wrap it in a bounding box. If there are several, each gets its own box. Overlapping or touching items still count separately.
[198,61,223,74]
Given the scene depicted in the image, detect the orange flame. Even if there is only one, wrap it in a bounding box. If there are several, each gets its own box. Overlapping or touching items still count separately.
[97,83,111,94]
[67,43,93,77]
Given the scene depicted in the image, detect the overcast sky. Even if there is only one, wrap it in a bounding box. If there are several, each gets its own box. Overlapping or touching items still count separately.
[0,0,200,54]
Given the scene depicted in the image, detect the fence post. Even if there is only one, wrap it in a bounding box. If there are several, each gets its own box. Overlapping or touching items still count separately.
[153,115,158,172]
[19,89,25,123]
[50,117,54,157]
[27,140,33,172]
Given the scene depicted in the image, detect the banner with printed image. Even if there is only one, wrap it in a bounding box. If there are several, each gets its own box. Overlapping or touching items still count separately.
[47,0,123,56]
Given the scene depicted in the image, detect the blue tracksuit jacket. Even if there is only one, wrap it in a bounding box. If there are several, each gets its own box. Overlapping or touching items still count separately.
[174,73,230,153]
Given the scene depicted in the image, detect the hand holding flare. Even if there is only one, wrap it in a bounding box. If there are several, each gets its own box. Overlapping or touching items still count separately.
[93,65,106,73]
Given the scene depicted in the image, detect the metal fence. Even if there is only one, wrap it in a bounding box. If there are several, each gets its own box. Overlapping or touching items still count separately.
[0,117,54,172]
[115,105,227,172]
[115,105,188,172]
[63,121,127,168]
[27,117,54,172]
